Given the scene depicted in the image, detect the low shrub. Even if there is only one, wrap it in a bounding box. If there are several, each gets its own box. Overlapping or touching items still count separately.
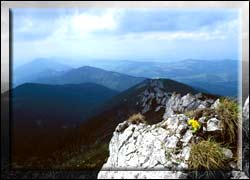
[188,138,228,170]
[127,113,147,125]
[215,98,239,144]
[185,108,215,120]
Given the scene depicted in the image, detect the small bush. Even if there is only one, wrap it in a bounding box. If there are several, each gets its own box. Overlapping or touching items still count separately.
[188,138,228,170]
[185,108,215,120]
[127,113,147,125]
[184,110,196,118]
[216,98,239,144]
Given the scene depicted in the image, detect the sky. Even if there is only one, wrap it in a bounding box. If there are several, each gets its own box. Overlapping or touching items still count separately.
[12,8,240,67]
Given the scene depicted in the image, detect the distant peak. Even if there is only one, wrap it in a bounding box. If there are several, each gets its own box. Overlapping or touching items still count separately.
[76,65,101,70]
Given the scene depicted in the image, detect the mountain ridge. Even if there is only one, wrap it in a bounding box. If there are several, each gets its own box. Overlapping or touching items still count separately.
[13,58,72,87]
[34,65,146,92]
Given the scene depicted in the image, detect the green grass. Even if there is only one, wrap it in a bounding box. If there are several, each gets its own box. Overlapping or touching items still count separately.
[188,138,229,170]
[215,97,239,144]
[184,108,215,120]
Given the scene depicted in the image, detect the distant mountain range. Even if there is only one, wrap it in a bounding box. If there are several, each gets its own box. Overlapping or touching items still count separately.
[13,58,72,87]
[35,66,146,92]
[77,59,239,97]
[13,58,239,96]
[14,60,146,92]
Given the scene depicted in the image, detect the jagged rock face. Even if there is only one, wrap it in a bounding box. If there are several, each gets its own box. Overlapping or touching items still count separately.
[98,114,192,179]
[243,96,249,136]
[98,93,220,179]
[98,93,246,179]
[139,81,215,118]
[243,96,249,177]
[139,80,171,114]
[101,114,192,170]
[97,112,231,179]
[163,93,215,119]
[231,171,249,179]
[98,171,187,179]
[206,118,222,131]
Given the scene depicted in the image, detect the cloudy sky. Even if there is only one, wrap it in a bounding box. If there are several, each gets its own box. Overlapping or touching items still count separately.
[12,8,240,66]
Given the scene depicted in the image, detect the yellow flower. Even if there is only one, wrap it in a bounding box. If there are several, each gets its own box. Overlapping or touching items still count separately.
[188,119,201,133]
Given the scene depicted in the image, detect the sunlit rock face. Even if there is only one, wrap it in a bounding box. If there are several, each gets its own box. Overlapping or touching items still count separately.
[97,114,191,179]
[98,92,218,179]
[97,93,249,179]
[139,80,215,116]
[243,96,249,135]
[163,93,215,119]
[243,96,249,177]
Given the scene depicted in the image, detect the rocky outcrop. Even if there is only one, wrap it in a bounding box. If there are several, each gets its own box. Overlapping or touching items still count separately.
[231,171,249,179]
[163,93,215,119]
[206,118,222,131]
[243,96,249,177]
[98,114,191,179]
[98,93,248,179]
[138,81,215,116]
[99,93,228,179]
[139,80,171,114]
[243,96,249,137]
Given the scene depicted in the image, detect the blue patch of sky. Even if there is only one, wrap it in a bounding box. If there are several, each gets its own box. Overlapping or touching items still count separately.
[12,8,240,66]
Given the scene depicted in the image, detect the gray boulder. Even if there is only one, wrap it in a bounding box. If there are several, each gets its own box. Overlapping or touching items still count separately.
[163,93,215,119]
[243,96,249,137]
[242,96,249,178]
[98,114,192,179]
[231,171,249,179]
[206,118,222,131]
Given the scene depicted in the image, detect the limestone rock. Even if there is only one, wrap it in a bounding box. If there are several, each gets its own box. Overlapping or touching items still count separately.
[98,114,191,179]
[231,171,249,179]
[163,93,215,119]
[98,171,187,179]
[243,96,249,137]
[98,91,244,179]
[198,117,206,124]
[165,135,179,148]
[155,106,163,112]
[181,130,193,145]
[206,118,222,131]
[222,148,233,159]
[242,96,249,178]
[211,99,220,109]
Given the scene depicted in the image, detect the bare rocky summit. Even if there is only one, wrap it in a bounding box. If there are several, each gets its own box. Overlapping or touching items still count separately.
[98,90,248,179]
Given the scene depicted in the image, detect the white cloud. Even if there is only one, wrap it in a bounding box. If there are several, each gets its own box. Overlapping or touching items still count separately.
[72,10,118,33]
[49,9,121,40]
[14,9,238,43]
[13,9,239,64]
